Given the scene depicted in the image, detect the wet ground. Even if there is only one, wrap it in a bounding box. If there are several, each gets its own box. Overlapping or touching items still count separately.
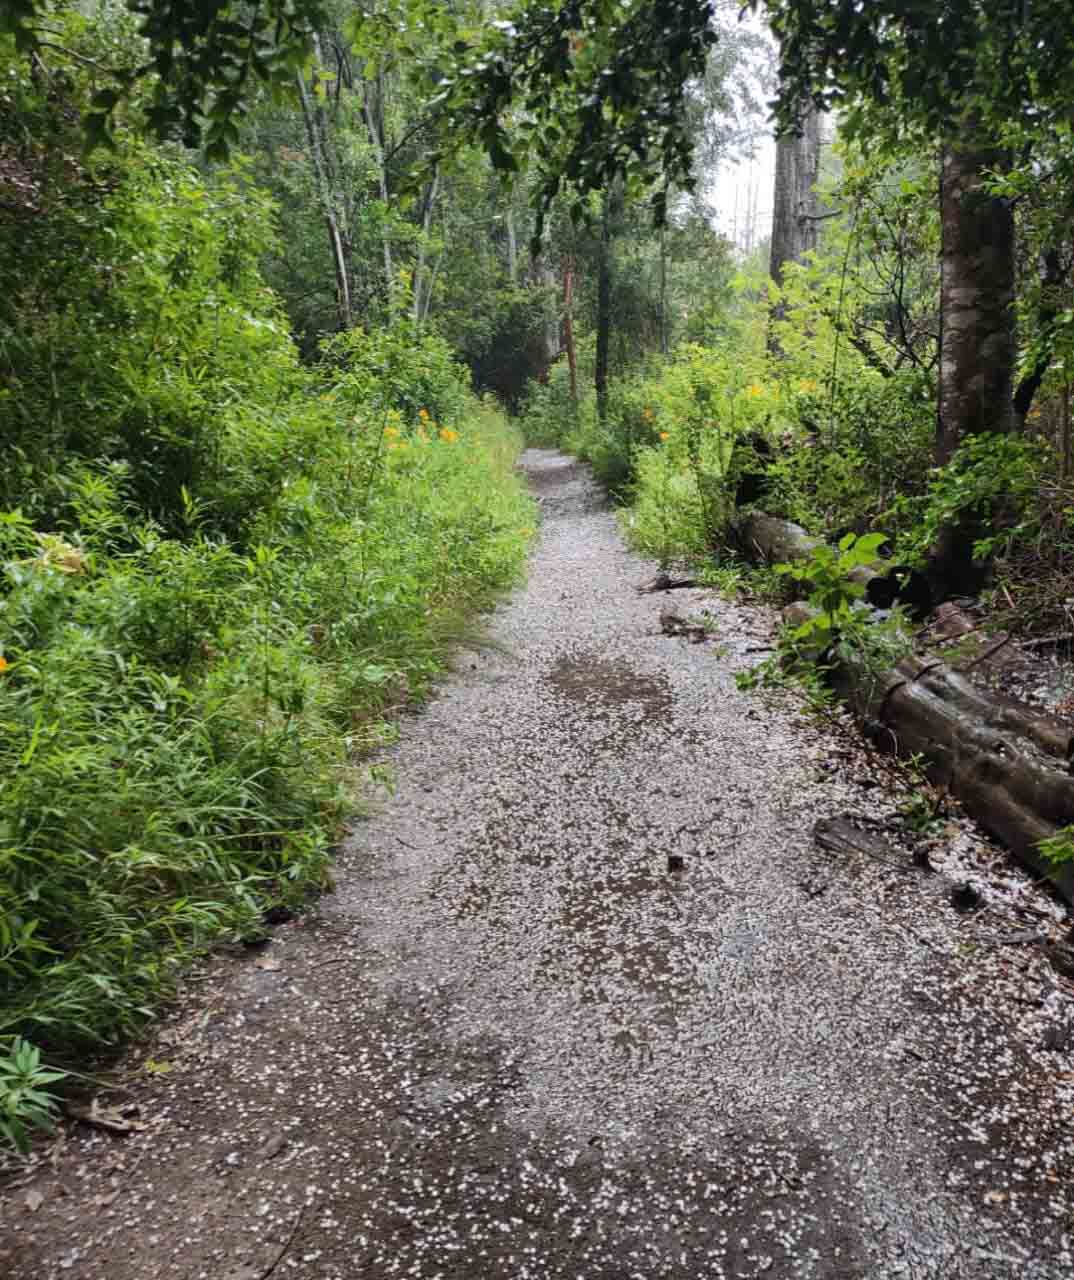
[2,450,1073,1279]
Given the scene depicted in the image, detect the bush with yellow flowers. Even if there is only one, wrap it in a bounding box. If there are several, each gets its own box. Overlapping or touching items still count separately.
[0,110,535,1065]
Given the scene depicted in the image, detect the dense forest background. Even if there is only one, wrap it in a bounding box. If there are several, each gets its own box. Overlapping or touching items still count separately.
[4,0,1074,1145]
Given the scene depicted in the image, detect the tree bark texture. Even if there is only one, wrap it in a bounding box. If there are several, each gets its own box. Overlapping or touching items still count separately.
[362,75,395,306]
[735,511,929,610]
[768,101,821,294]
[831,653,1074,903]
[295,70,352,331]
[563,258,578,407]
[595,191,613,422]
[936,142,1016,464]
[411,168,440,326]
[506,206,518,286]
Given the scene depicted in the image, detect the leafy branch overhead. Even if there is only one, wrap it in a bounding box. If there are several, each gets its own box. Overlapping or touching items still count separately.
[2,0,332,157]
[4,0,720,220]
[763,0,1074,140]
[410,0,718,234]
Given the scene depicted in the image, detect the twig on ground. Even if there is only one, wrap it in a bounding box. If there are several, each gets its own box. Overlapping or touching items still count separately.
[258,1203,306,1280]
[960,633,1012,672]
[1020,632,1074,652]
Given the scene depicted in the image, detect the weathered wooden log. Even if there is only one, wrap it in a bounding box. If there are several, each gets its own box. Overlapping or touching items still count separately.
[782,596,1074,897]
[736,511,824,565]
[824,651,1074,902]
[740,511,1074,900]
[847,654,1074,764]
[736,511,932,614]
[736,506,1074,901]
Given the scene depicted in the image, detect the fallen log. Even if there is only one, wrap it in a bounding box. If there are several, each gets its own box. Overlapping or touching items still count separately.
[636,573,698,593]
[821,646,1074,903]
[736,511,932,614]
[853,653,1074,764]
[737,511,1074,903]
[736,511,825,566]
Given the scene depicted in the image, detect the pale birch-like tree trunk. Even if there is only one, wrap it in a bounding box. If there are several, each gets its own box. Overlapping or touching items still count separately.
[362,73,395,306]
[505,206,518,286]
[595,191,613,422]
[295,69,351,331]
[562,258,578,407]
[411,168,440,326]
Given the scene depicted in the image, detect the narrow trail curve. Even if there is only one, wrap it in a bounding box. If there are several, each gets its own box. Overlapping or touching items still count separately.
[5,451,1073,1280]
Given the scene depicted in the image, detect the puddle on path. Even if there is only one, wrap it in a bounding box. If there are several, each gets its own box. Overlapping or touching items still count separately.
[546,651,673,720]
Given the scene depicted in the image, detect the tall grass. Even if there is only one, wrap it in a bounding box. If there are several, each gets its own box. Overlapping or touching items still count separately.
[0,395,534,1051]
[0,49,536,1067]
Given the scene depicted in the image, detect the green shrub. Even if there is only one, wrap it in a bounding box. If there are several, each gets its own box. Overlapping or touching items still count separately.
[0,393,533,1053]
[0,1038,66,1153]
[762,370,934,536]
[895,432,1046,567]
[0,45,535,1056]
[520,361,579,448]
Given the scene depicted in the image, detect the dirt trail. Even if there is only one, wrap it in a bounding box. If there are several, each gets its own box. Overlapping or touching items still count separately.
[3,451,1073,1279]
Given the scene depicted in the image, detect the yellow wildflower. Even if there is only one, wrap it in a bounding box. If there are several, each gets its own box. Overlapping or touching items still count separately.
[798,378,819,393]
[33,533,86,574]
[659,431,670,442]
[439,428,459,443]
[418,408,429,420]
[642,407,654,422]
[384,426,400,438]
[746,383,766,398]
[0,655,8,674]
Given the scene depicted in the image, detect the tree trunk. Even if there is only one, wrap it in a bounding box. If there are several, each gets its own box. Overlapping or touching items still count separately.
[563,258,578,407]
[411,168,440,326]
[936,140,1016,464]
[769,102,821,292]
[595,190,613,422]
[362,73,395,307]
[295,70,351,331]
[505,206,518,286]
[927,138,1017,598]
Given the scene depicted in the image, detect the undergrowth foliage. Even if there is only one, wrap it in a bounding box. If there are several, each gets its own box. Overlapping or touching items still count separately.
[0,388,532,1053]
[0,55,534,1074]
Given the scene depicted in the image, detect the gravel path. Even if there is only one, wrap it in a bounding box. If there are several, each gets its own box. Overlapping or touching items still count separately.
[3,450,1073,1279]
